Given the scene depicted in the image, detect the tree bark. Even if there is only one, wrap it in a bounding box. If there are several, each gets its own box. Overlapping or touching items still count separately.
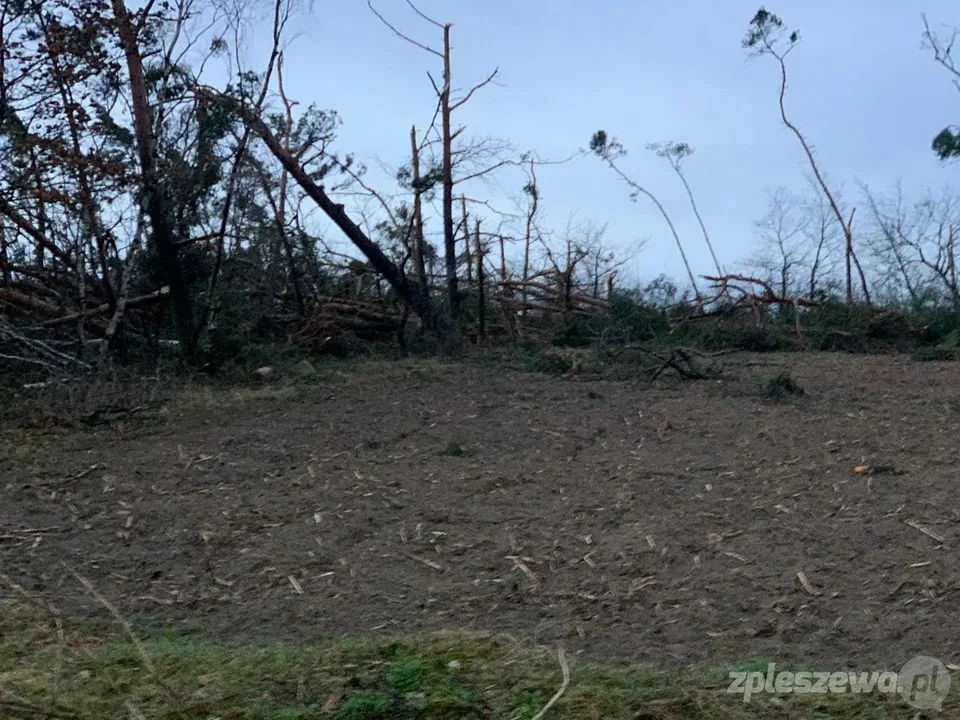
[409,125,429,302]
[210,90,438,329]
[440,24,459,322]
[110,0,196,361]
[475,218,485,343]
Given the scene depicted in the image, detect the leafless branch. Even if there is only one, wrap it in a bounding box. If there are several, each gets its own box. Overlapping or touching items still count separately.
[450,67,499,111]
[367,0,442,58]
[404,0,444,29]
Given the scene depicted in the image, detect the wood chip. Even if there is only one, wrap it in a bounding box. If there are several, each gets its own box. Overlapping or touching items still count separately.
[797,571,821,596]
[507,555,539,589]
[905,520,946,544]
[405,553,443,571]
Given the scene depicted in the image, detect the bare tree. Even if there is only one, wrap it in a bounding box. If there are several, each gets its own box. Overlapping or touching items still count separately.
[368,0,499,325]
[750,187,810,298]
[864,182,960,309]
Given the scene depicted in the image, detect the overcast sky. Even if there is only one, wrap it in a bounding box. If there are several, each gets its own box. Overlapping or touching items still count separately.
[242,0,959,286]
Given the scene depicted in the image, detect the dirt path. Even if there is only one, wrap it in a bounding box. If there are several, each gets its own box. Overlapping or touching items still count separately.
[3,352,960,668]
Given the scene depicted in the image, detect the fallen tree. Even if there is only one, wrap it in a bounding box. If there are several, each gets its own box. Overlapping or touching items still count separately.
[196,87,442,334]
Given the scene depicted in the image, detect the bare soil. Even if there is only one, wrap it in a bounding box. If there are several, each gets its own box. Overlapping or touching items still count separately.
[3,352,960,669]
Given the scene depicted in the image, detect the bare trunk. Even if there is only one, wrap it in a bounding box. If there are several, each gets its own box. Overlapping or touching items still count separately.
[409,125,429,300]
[846,209,871,304]
[102,211,146,360]
[671,159,722,275]
[460,195,473,284]
[110,0,196,361]
[949,227,959,310]
[475,219,485,343]
[440,24,459,322]
[212,90,437,328]
[522,158,538,316]
[771,52,866,307]
[808,212,827,300]
[499,235,507,283]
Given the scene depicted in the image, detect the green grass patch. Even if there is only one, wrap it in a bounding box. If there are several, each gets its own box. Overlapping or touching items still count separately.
[438,440,466,457]
[0,601,949,719]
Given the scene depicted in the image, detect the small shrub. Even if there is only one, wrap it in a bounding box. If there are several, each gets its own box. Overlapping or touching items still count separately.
[334,691,393,720]
[551,314,603,348]
[733,327,780,352]
[813,329,870,354]
[438,441,465,457]
[912,346,960,362]
[764,371,804,400]
[512,690,546,719]
[384,657,427,694]
[518,346,572,375]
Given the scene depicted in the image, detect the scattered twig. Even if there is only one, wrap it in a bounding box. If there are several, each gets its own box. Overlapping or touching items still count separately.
[531,646,570,720]
[796,571,822,596]
[62,564,187,718]
[404,552,444,571]
[506,555,539,590]
[905,520,946,545]
[0,693,81,720]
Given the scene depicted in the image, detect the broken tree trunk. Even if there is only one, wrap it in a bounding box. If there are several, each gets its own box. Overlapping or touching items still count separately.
[203,89,440,332]
[111,0,197,362]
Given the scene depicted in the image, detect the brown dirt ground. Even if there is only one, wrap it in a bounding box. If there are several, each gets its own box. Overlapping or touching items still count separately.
[2,352,960,669]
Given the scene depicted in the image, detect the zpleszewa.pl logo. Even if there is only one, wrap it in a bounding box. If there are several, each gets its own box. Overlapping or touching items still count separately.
[727,655,951,710]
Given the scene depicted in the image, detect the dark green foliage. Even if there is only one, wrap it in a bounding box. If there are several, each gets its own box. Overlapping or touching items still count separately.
[384,657,428,694]
[764,371,804,400]
[742,7,800,53]
[550,294,668,349]
[932,127,960,160]
[334,691,393,720]
[589,129,625,160]
[551,314,605,348]
[913,345,960,361]
[438,441,465,457]
[667,321,784,353]
[608,294,670,341]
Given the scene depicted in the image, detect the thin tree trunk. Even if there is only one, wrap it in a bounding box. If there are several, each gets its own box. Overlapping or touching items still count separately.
[846,209,871,304]
[770,50,866,307]
[522,158,538,316]
[212,90,438,328]
[461,194,472,284]
[669,157,722,275]
[475,219,485,343]
[409,125,428,302]
[440,23,459,322]
[102,210,145,361]
[499,235,507,283]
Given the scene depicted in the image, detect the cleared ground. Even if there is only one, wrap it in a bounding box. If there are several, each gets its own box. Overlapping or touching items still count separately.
[2,351,960,676]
